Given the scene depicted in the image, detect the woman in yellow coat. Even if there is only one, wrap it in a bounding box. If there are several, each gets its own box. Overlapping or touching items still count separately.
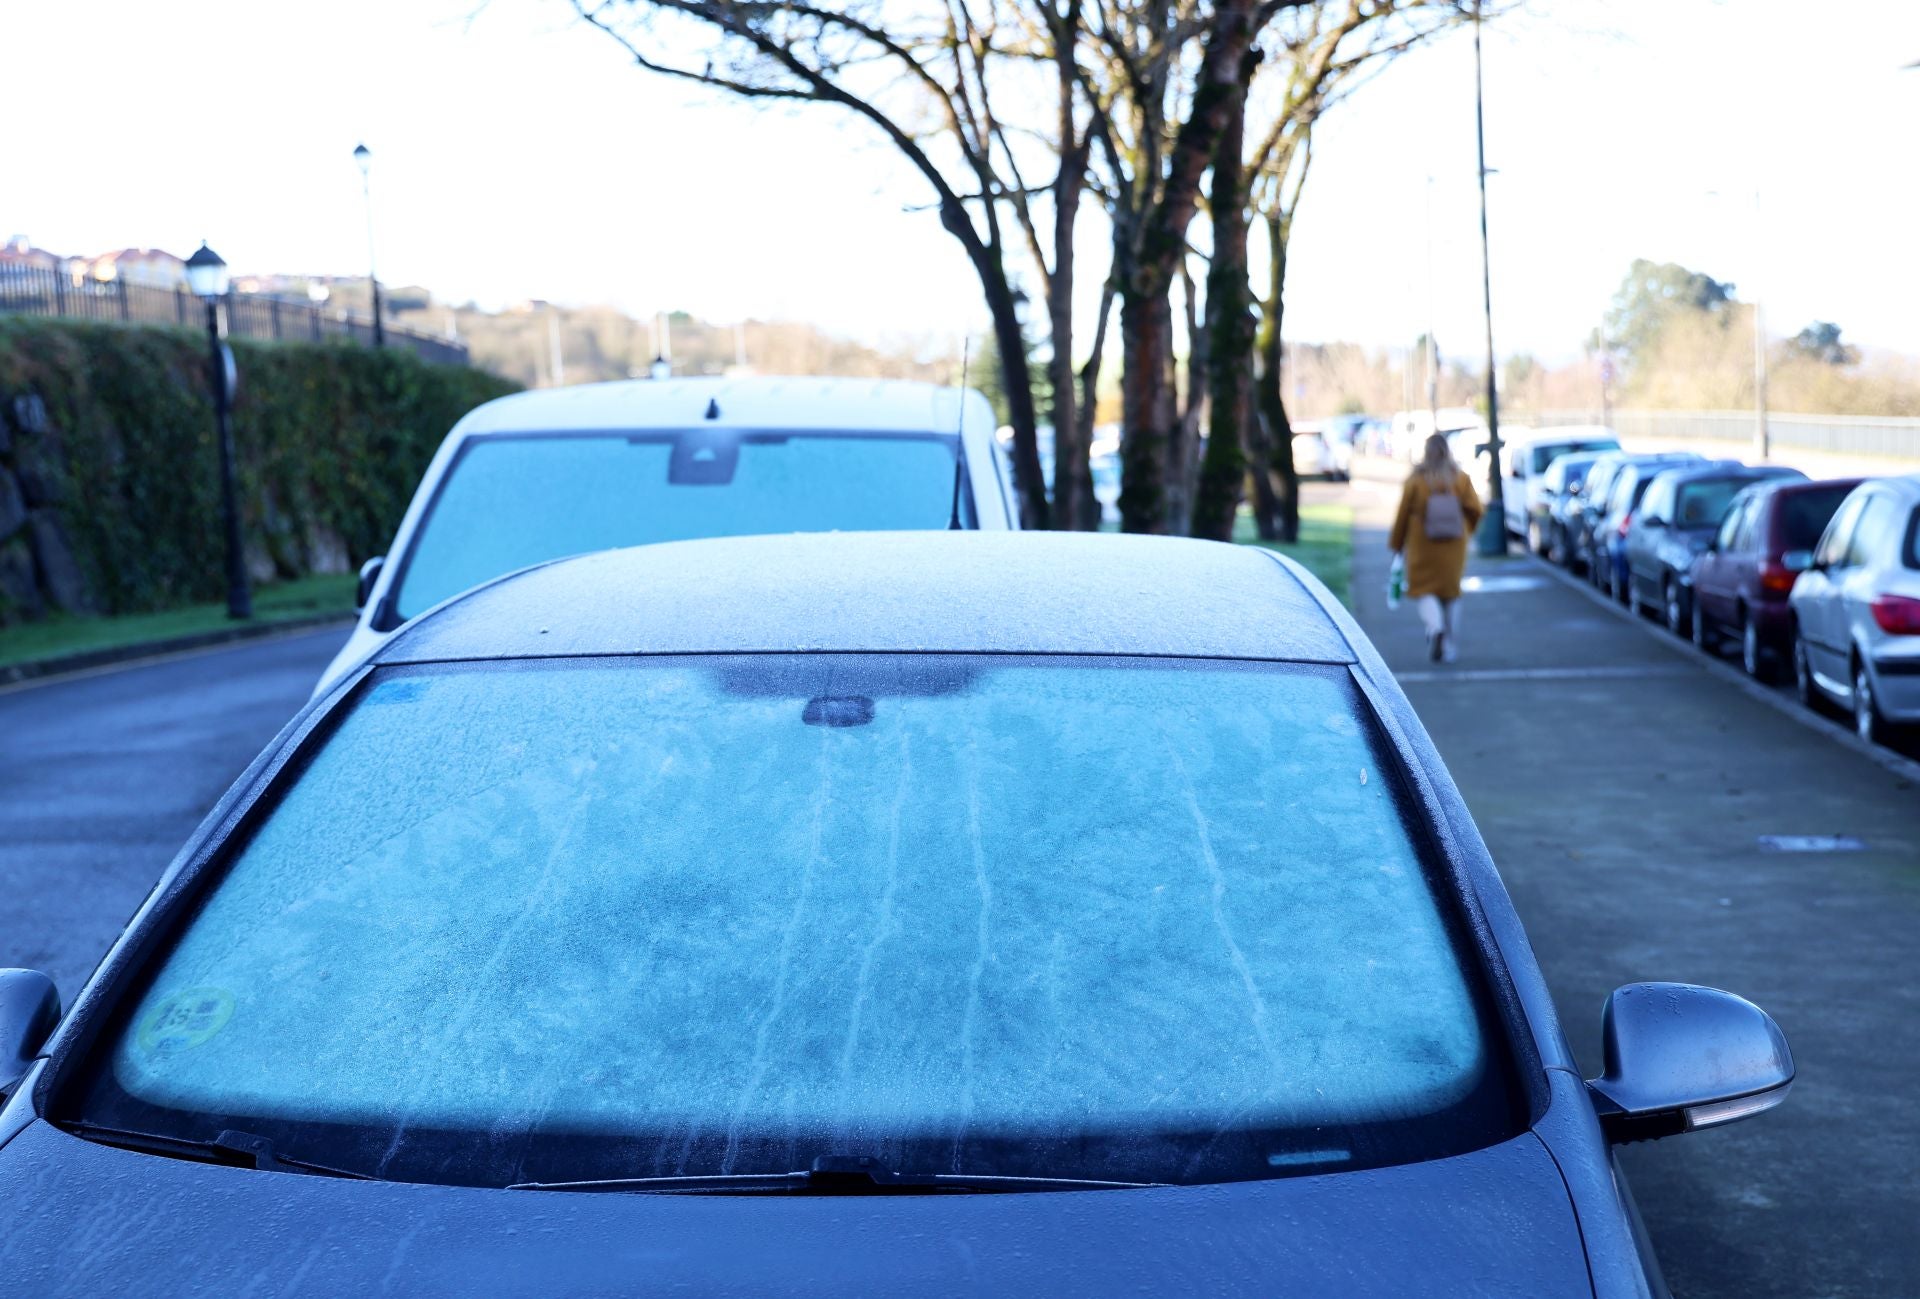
[1389,433,1484,662]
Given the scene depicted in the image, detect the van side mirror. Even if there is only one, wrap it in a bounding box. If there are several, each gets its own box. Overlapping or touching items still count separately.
[0,969,60,1098]
[355,556,385,612]
[1587,982,1793,1143]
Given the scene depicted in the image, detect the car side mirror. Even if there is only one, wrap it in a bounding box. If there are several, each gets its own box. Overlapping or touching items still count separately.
[1587,982,1793,1144]
[0,969,60,1098]
[1643,517,1668,530]
[355,555,385,612]
[1782,549,1815,574]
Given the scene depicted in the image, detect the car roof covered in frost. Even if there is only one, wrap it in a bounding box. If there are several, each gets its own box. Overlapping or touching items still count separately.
[375,532,1357,665]
[453,375,994,437]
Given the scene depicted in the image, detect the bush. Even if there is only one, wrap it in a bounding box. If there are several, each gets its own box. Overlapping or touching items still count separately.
[0,317,517,620]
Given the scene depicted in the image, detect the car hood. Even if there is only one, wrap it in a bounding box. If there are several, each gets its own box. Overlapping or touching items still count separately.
[0,1120,1591,1297]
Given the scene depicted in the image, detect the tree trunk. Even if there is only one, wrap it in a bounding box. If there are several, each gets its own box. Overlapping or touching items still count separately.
[1114,0,1260,536]
[1076,279,1115,527]
[943,197,1050,530]
[1117,282,1177,534]
[1255,208,1299,543]
[1048,25,1091,531]
[1191,66,1255,543]
[1169,262,1208,534]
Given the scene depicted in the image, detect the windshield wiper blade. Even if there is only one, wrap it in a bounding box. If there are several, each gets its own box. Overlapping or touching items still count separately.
[63,1121,375,1181]
[510,1156,1159,1195]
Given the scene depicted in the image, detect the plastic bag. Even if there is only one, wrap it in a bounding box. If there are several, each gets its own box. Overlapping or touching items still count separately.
[1387,553,1405,609]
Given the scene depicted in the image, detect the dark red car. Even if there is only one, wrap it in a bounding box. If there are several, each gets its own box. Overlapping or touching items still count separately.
[1689,476,1863,679]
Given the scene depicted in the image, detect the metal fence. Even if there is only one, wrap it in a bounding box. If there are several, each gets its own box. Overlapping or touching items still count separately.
[1532,409,1920,463]
[0,265,469,368]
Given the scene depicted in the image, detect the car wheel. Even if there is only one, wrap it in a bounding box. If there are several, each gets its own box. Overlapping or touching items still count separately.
[1549,526,1568,568]
[1793,630,1822,712]
[1741,613,1777,682]
[1854,663,1889,746]
[1665,580,1687,636]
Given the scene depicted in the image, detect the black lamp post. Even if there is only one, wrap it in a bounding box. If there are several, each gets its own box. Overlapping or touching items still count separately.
[353,143,386,348]
[1470,0,1507,557]
[185,242,252,620]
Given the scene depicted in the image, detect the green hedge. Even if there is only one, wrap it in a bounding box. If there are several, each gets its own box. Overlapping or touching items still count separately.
[0,317,517,619]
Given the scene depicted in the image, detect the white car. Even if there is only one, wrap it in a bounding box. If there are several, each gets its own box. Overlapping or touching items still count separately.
[316,375,1016,694]
[1502,427,1621,548]
[1789,475,1920,744]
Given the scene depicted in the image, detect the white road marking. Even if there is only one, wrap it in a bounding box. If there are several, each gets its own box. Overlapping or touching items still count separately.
[1756,835,1867,853]
[1396,665,1693,683]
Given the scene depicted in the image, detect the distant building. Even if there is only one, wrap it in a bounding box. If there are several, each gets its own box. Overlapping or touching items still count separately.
[0,235,68,280]
[79,247,187,289]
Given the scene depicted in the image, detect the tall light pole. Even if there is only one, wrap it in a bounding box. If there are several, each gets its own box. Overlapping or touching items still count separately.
[1749,190,1770,462]
[184,243,251,620]
[1706,188,1770,461]
[1471,0,1507,557]
[353,143,386,348]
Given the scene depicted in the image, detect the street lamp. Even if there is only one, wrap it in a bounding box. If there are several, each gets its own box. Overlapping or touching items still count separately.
[353,143,386,348]
[185,242,252,620]
[1470,0,1508,557]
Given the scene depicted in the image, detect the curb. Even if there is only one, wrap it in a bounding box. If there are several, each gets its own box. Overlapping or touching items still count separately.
[0,613,354,688]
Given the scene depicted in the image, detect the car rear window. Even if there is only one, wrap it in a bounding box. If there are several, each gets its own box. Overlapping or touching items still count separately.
[1777,486,1857,552]
[1675,478,1755,528]
[1531,439,1618,474]
[391,433,967,621]
[69,656,1519,1190]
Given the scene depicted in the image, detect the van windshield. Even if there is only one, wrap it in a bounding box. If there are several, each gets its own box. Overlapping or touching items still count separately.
[390,433,968,621]
[69,656,1519,1190]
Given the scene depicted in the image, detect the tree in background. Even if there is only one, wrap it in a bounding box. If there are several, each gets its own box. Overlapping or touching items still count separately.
[1080,0,1284,534]
[1789,321,1859,367]
[572,0,1056,528]
[1605,258,1735,362]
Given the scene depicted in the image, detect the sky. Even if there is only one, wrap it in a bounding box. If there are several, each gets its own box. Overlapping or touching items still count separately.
[6,0,1918,364]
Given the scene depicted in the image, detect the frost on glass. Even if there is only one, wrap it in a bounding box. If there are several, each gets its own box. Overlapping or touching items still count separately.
[113,659,1493,1180]
[395,435,960,617]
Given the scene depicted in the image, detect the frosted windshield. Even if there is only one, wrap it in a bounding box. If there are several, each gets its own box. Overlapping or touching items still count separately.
[95,657,1515,1187]
[393,433,965,619]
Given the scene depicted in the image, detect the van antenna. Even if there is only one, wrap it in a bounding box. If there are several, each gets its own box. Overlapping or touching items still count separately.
[948,337,970,530]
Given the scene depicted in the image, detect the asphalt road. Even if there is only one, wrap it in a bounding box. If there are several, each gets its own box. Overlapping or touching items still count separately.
[1344,475,1920,1299]
[0,626,351,999]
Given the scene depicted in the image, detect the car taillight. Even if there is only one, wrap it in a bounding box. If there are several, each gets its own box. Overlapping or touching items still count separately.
[1759,562,1797,594]
[1870,594,1920,635]
[1617,512,1633,538]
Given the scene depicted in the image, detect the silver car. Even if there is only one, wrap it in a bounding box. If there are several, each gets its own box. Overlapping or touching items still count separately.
[1789,475,1920,743]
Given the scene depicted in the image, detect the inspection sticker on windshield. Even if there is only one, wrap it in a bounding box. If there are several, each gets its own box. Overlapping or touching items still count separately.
[1756,835,1866,853]
[138,988,235,1054]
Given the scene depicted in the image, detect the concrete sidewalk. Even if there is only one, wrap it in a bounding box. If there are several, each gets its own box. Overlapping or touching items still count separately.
[1345,477,1920,1299]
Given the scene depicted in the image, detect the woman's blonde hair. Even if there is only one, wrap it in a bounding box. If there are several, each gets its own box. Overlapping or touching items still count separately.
[1417,433,1460,488]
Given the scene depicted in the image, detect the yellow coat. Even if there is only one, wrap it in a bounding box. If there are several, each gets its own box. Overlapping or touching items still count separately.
[1389,470,1484,600]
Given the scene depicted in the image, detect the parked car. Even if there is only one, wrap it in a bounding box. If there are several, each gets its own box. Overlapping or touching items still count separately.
[1790,475,1920,743]
[1570,453,1702,576]
[0,531,1793,1297]
[1688,478,1862,679]
[317,375,1016,694]
[1503,428,1622,543]
[1290,421,1353,481]
[1536,451,1607,564]
[1625,464,1806,633]
[1593,458,1729,601]
[1391,406,1484,462]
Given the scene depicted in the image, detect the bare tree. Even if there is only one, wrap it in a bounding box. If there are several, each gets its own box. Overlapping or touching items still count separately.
[1080,0,1293,534]
[1234,0,1477,541]
[571,0,1058,527]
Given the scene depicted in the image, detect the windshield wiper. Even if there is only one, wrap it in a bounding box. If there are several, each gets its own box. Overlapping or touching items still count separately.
[510,1154,1158,1195]
[63,1121,375,1181]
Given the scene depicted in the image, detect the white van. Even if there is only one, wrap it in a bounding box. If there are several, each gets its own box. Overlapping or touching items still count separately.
[315,375,1015,694]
